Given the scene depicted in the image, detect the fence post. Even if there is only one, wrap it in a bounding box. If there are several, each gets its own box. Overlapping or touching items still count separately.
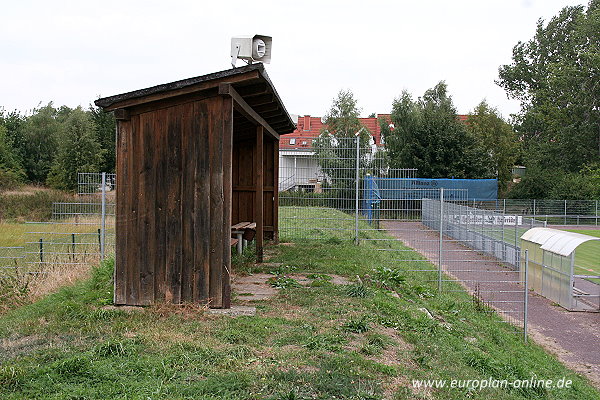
[515,215,519,248]
[524,249,529,343]
[39,238,44,263]
[438,188,444,292]
[101,172,107,259]
[71,233,76,262]
[570,251,575,310]
[354,134,360,245]
[564,199,567,225]
[501,206,505,260]
[596,200,598,226]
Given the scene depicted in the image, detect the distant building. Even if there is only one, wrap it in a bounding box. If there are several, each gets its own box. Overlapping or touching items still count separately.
[278,113,469,192]
[279,114,389,192]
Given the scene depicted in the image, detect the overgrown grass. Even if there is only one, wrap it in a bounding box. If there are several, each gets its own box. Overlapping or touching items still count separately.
[0,187,75,222]
[0,208,598,399]
[0,218,111,313]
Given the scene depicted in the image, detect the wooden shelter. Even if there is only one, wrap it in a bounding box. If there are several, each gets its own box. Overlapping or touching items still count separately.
[95,64,295,308]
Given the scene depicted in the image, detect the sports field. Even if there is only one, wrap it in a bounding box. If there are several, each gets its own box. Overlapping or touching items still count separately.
[563,229,600,277]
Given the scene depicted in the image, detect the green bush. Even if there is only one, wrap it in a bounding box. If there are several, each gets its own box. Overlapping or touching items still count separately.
[0,169,23,191]
[508,164,600,200]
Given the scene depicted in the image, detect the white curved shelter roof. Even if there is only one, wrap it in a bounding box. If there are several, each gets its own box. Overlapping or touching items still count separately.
[521,227,600,257]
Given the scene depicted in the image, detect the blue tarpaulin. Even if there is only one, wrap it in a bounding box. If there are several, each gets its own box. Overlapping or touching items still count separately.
[370,178,497,201]
[362,177,497,222]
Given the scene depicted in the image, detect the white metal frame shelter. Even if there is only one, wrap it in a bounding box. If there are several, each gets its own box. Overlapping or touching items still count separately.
[521,227,600,311]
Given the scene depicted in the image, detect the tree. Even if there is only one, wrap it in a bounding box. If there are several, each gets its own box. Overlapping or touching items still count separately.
[0,125,26,190]
[320,90,366,138]
[46,107,104,191]
[507,164,600,199]
[89,104,116,173]
[498,1,600,173]
[384,82,494,179]
[22,103,61,183]
[312,90,372,210]
[466,101,518,189]
[0,108,27,169]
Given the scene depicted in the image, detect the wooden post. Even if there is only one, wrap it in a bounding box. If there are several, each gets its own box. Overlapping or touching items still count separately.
[255,126,264,262]
[114,119,129,305]
[221,96,233,308]
[208,97,224,308]
[273,137,279,244]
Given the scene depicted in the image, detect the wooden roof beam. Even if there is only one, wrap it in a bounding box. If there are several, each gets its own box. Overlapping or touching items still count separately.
[234,83,269,97]
[219,83,279,141]
[246,94,275,107]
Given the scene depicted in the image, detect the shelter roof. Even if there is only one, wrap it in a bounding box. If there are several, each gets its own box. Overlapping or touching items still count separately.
[521,227,600,257]
[95,63,295,135]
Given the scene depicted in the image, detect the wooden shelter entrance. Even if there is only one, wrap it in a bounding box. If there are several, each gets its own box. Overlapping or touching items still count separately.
[95,64,294,308]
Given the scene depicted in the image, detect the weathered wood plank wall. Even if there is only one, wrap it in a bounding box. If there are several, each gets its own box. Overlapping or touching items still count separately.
[114,95,232,307]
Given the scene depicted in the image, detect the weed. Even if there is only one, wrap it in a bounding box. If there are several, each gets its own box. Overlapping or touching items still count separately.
[267,276,302,289]
[359,332,393,355]
[269,264,297,276]
[372,266,406,289]
[0,274,30,313]
[473,283,492,312]
[408,284,435,299]
[343,315,371,334]
[344,283,372,298]
[368,334,389,348]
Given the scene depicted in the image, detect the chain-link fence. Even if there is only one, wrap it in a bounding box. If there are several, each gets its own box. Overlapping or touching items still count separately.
[476,199,600,226]
[0,173,115,281]
[278,136,417,242]
[423,197,547,269]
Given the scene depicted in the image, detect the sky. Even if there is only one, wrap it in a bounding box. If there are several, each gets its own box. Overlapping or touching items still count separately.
[0,0,588,120]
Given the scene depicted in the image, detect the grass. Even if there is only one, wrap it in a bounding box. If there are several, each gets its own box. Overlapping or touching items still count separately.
[0,187,75,222]
[0,207,598,399]
[0,219,112,269]
[563,229,600,278]
[0,218,114,312]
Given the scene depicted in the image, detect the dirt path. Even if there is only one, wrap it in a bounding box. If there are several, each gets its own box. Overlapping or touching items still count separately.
[384,221,600,388]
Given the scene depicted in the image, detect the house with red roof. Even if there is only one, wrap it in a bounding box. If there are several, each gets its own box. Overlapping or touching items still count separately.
[279,114,389,191]
[278,113,468,192]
